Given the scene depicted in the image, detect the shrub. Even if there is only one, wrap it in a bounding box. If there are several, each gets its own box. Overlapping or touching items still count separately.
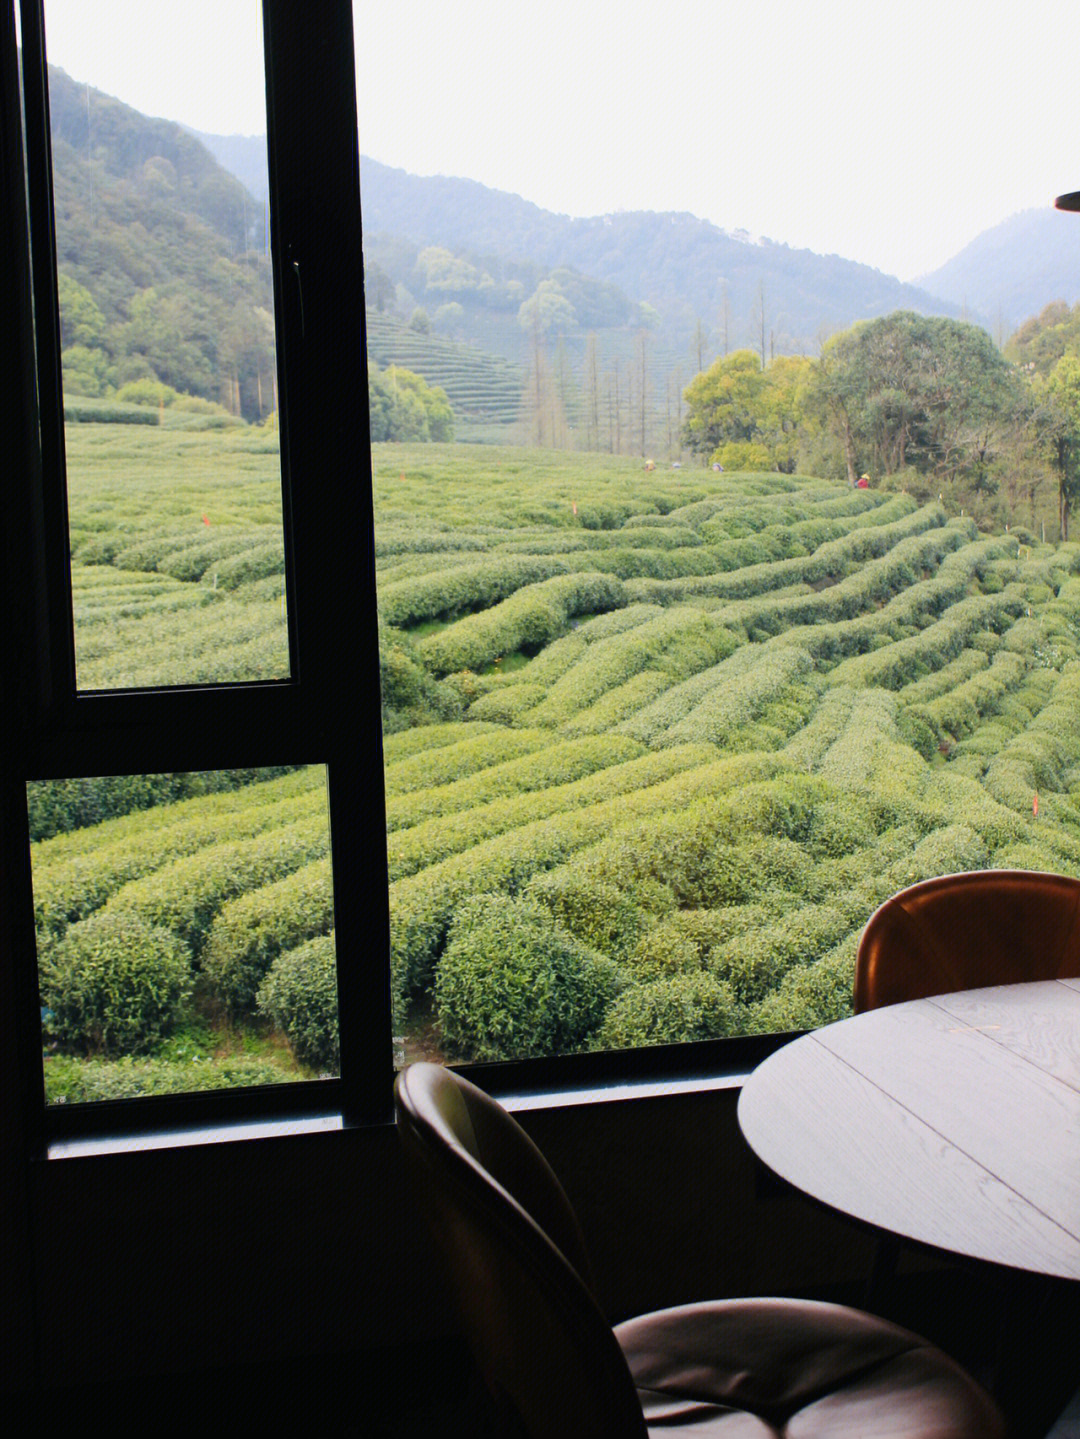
[595,973,740,1048]
[744,933,859,1034]
[416,572,627,675]
[40,910,193,1056]
[525,869,653,961]
[710,903,849,1004]
[102,813,331,956]
[42,1054,295,1102]
[434,895,622,1061]
[385,734,644,832]
[257,934,339,1071]
[383,728,551,796]
[201,857,335,1016]
[697,836,813,907]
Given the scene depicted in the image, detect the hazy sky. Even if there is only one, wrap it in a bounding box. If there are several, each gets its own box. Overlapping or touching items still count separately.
[37,0,1080,282]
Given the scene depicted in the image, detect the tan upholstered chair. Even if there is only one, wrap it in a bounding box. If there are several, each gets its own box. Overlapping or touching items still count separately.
[855,868,1080,1012]
[395,1061,1006,1438]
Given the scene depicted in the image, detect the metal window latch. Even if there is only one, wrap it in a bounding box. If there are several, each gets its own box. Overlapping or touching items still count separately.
[288,249,304,340]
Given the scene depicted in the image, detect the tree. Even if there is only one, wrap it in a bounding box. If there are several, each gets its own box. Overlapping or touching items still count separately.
[815,312,1024,489]
[1005,301,1080,376]
[367,363,453,442]
[434,301,465,337]
[364,259,396,315]
[517,280,576,338]
[750,281,766,368]
[582,334,601,451]
[1045,355,1080,539]
[633,328,651,456]
[691,318,709,376]
[681,349,766,461]
[57,272,110,352]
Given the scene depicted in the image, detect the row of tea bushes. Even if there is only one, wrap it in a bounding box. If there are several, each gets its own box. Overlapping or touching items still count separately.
[386,744,718,881]
[383,727,553,795]
[32,769,326,940]
[389,750,778,1008]
[385,733,645,831]
[416,571,627,675]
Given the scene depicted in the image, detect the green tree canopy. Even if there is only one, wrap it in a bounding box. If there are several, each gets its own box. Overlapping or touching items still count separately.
[817,312,1023,487]
[368,363,454,442]
[681,349,767,458]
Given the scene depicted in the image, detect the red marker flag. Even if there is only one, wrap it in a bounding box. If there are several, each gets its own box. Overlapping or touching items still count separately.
[572,501,578,516]
[1033,793,1039,818]
[202,514,210,526]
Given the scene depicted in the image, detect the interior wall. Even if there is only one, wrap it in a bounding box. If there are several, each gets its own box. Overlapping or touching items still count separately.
[15,1086,877,1398]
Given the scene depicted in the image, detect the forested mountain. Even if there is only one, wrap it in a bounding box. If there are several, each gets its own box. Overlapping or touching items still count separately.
[355,158,962,353]
[49,66,275,420]
[192,124,960,356]
[917,208,1080,331]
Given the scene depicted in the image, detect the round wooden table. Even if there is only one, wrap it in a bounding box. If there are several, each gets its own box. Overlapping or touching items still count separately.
[737,979,1080,1280]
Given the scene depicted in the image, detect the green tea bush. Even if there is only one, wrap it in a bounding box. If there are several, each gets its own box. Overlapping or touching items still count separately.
[697,836,813,907]
[64,399,159,425]
[595,973,740,1048]
[40,910,193,1055]
[467,683,550,724]
[392,744,718,885]
[201,856,334,1016]
[743,933,859,1034]
[390,751,776,997]
[660,646,813,747]
[157,532,267,582]
[211,541,286,590]
[256,934,339,1071]
[920,650,1026,739]
[379,554,576,627]
[560,671,673,736]
[43,1053,294,1102]
[26,767,303,843]
[898,648,988,704]
[31,777,328,939]
[521,610,738,728]
[624,503,945,608]
[826,585,1026,690]
[384,728,552,796]
[102,813,331,955]
[710,903,849,1004]
[525,870,655,961]
[434,895,622,1060]
[385,734,643,831]
[417,572,627,675]
[616,643,760,744]
[382,721,500,763]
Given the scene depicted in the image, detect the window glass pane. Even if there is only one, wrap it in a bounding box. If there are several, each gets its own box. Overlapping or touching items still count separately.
[42,1,288,690]
[349,2,1080,1068]
[30,766,338,1103]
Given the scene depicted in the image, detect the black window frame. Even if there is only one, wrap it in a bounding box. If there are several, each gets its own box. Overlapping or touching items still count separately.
[2,0,796,1157]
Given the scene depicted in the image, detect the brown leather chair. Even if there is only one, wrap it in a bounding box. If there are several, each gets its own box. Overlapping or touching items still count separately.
[395,1061,1006,1438]
[855,868,1080,1012]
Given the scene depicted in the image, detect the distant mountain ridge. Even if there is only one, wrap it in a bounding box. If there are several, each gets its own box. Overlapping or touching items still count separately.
[187,127,959,352]
[917,207,1080,328]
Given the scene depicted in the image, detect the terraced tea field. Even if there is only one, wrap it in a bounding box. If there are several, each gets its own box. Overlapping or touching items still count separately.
[38,430,1080,1097]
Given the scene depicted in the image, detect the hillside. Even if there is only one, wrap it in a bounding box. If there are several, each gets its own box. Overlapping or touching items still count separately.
[39,434,1080,1092]
[48,66,275,420]
[917,207,1080,331]
[191,127,960,355]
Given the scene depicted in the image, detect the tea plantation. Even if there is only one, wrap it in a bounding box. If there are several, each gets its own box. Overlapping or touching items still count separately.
[37,429,1080,1097]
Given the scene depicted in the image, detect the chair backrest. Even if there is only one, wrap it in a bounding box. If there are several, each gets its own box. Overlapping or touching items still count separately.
[855,868,1080,1011]
[394,1062,648,1439]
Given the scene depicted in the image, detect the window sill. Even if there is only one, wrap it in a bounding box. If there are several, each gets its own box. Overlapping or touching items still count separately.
[44,1065,755,1158]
